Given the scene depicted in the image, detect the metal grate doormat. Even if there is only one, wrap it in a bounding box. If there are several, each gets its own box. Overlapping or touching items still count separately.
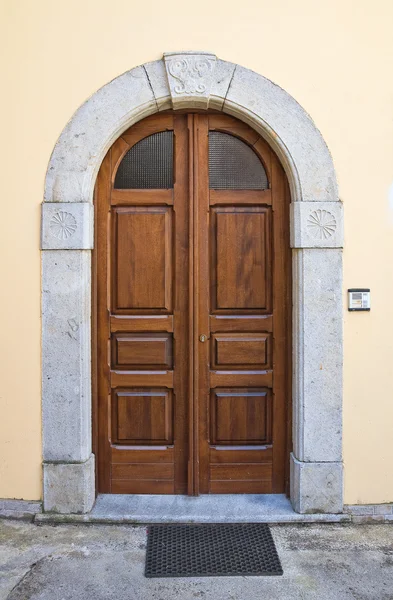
[145,523,283,577]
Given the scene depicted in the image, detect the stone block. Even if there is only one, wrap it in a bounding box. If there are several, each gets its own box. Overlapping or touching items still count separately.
[164,52,217,110]
[42,250,91,462]
[291,202,343,248]
[0,499,42,514]
[41,202,93,250]
[290,454,343,514]
[43,455,95,514]
[144,59,172,111]
[352,515,385,524]
[209,60,236,110]
[292,248,343,463]
[346,505,375,516]
[374,504,393,515]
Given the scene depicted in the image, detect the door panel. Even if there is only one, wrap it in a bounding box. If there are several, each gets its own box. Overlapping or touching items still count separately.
[113,206,173,312]
[94,112,290,495]
[111,333,173,370]
[211,207,271,312]
[210,388,272,444]
[196,114,289,494]
[95,114,189,494]
[211,333,272,370]
[112,388,173,444]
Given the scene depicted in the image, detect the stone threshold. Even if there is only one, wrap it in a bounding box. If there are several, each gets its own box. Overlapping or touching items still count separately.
[4,496,393,524]
[34,494,350,524]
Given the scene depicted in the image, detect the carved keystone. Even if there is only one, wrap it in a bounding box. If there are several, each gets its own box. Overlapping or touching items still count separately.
[164,52,217,110]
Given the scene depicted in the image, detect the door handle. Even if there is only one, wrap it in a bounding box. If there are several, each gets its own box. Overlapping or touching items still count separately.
[199,334,207,342]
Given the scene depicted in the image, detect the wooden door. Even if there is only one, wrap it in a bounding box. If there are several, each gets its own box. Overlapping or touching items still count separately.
[94,112,290,495]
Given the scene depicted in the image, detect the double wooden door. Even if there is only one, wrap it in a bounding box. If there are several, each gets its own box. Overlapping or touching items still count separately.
[94,112,290,495]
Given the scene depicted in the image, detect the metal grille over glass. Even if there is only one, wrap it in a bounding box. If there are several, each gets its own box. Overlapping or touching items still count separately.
[209,132,268,189]
[115,131,174,189]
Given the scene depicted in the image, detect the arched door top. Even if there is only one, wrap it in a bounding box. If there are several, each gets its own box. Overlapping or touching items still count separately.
[44,52,338,207]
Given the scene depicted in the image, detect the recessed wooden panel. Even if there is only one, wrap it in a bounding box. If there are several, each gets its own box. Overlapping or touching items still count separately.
[211,333,271,370]
[112,389,173,444]
[112,333,173,369]
[211,207,272,312]
[210,388,272,445]
[113,206,172,312]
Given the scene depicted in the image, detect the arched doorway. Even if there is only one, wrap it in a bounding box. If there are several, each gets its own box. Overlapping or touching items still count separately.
[94,112,291,495]
[41,52,343,515]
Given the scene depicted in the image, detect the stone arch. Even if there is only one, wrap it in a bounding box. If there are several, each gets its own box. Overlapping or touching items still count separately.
[41,52,343,514]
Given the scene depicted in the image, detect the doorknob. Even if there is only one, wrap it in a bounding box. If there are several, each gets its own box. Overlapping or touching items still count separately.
[199,334,207,342]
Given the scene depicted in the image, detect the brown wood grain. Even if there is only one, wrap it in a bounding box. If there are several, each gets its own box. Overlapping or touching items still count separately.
[110,315,174,333]
[211,333,272,370]
[111,480,175,494]
[111,189,173,205]
[112,206,172,313]
[210,189,272,206]
[210,206,272,313]
[111,446,174,463]
[210,388,272,445]
[209,315,273,333]
[112,463,174,479]
[111,333,173,369]
[112,388,173,444]
[93,111,291,496]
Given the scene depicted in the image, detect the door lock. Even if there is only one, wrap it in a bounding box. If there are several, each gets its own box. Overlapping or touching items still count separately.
[199,334,207,342]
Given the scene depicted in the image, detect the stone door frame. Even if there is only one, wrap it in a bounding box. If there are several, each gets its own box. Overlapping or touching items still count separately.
[41,52,344,514]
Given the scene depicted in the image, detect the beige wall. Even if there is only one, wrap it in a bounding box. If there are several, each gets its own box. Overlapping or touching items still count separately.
[1,0,392,504]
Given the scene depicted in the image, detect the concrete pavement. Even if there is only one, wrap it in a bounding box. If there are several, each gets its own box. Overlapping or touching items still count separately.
[0,519,392,599]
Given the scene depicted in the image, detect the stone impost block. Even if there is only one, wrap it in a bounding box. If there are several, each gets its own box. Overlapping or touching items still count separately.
[42,250,91,462]
[43,455,95,514]
[41,202,93,250]
[290,454,343,514]
[292,248,343,463]
[291,202,343,248]
[164,52,217,110]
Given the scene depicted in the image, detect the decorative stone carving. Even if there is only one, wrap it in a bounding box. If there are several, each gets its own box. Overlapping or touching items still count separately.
[291,202,343,248]
[307,209,337,240]
[49,211,77,240]
[164,52,216,109]
[41,203,93,250]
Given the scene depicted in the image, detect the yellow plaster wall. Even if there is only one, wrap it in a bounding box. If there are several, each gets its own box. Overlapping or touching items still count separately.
[0,0,392,503]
